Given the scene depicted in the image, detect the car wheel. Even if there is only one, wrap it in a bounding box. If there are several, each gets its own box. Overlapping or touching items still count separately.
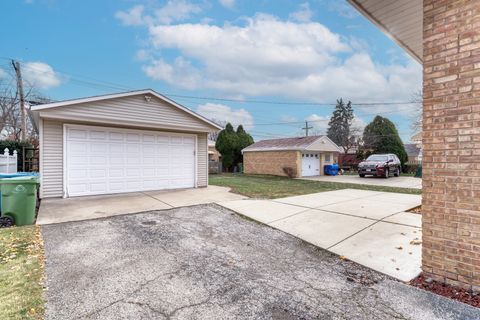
[384,168,389,178]
[359,174,365,178]
[394,167,400,177]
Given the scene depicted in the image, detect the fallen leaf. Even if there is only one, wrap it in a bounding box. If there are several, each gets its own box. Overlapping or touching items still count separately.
[410,240,422,245]
[396,246,403,250]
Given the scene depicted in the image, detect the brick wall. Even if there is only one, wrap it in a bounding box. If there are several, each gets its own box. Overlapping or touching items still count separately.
[423,0,480,291]
[244,151,301,177]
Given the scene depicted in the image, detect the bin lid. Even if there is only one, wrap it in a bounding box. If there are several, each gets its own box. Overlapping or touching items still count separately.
[0,176,40,183]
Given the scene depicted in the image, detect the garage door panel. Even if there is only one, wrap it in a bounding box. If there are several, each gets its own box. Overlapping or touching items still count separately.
[126,133,140,142]
[66,126,196,196]
[109,132,124,141]
[68,129,88,140]
[90,130,107,140]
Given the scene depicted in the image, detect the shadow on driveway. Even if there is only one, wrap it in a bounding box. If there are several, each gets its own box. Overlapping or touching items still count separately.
[42,204,478,320]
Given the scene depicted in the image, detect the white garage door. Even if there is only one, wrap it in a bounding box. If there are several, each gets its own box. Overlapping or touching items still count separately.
[65,125,196,197]
[301,153,320,177]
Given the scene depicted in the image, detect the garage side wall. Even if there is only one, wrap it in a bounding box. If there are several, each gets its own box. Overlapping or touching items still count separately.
[41,120,64,198]
[197,133,208,187]
[243,151,301,178]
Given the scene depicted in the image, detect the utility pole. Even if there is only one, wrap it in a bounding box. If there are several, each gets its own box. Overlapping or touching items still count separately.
[301,121,313,137]
[12,60,27,141]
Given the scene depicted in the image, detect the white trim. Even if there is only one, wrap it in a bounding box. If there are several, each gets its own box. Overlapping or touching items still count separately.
[62,124,68,198]
[205,134,209,186]
[39,113,212,134]
[243,147,341,153]
[347,0,422,63]
[39,118,44,198]
[194,134,198,188]
[63,123,198,197]
[31,89,223,130]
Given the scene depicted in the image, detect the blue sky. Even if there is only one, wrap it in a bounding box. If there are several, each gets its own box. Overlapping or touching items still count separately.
[0,0,422,142]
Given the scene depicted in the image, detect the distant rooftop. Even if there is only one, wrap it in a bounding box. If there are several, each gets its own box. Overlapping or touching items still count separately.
[243,136,340,153]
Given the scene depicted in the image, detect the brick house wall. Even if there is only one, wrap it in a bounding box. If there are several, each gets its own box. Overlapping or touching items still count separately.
[244,151,301,177]
[423,0,480,291]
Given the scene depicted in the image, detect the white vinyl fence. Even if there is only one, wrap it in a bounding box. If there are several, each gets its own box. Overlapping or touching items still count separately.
[0,148,18,174]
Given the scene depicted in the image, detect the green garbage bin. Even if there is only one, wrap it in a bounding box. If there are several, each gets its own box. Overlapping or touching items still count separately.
[1,176,39,226]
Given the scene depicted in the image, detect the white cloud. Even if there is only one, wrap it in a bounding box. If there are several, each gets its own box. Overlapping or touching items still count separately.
[116,1,201,26]
[305,114,330,134]
[23,62,63,89]
[305,113,366,135]
[115,5,145,26]
[325,0,358,19]
[120,9,421,110]
[289,2,313,23]
[280,115,298,122]
[219,0,235,9]
[196,103,254,129]
[154,0,201,24]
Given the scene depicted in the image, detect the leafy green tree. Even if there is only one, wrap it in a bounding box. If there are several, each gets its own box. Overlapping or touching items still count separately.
[215,123,238,171]
[235,125,254,165]
[327,98,356,154]
[362,115,408,166]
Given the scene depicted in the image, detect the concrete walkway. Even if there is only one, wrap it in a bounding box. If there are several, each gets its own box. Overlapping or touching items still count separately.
[301,175,422,189]
[36,186,246,225]
[219,189,422,282]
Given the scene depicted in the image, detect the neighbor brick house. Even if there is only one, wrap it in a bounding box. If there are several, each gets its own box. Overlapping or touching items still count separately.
[242,136,341,178]
[404,143,422,163]
[349,0,480,291]
[208,140,220,162]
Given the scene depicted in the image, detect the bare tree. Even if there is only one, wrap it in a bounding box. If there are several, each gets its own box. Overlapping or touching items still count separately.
[207,118,227,141]
[0,76,49,141]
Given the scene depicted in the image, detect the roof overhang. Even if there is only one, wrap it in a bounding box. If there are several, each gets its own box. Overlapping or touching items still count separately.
[347,0,422,63]
[31,89,223,131]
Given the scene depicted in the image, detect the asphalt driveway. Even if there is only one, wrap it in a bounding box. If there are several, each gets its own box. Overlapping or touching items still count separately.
[42,205,479,320]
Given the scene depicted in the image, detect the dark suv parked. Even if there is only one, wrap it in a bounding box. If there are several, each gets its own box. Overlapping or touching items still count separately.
[358,154,401,178]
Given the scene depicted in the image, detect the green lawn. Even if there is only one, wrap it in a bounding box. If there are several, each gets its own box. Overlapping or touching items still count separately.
[0,226,45,320]
[209,173,421,199]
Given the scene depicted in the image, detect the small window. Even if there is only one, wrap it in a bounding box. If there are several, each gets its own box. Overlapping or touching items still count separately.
[310,154,313,157]
[315,154,318,158]
[302,154,305,158]
[324,153,331,162]
[306,154,309,157]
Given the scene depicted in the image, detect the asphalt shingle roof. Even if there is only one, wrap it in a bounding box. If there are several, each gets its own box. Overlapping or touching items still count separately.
[243,136,325,152]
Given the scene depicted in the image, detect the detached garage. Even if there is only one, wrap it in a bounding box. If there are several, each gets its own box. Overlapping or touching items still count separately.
[242,136,341,178]
[31,89,222,198]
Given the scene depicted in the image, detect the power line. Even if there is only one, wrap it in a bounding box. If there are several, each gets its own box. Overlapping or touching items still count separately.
[0,56,421,107]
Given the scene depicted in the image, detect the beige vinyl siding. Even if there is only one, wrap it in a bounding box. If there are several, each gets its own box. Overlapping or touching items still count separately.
[40,120,210,198]
[305,136,340,153]
[41,120,64,198]
[197,133,208,187]
[38,95,215,133]
[348,0,422,62]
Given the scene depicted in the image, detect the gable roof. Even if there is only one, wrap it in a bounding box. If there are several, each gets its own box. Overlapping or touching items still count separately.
[404,143,421,157]
[243,136,340,153]
[31,89,222,130]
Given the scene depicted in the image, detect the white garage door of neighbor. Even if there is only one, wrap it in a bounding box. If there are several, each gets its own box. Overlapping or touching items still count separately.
[65,125,196,197]
[301,153,320,177]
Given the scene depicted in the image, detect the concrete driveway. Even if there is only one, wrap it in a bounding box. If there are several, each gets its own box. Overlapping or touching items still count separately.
[301,175,422,189]
[219,189,422,282]
[36,186,246,224]
[42,205,479,320]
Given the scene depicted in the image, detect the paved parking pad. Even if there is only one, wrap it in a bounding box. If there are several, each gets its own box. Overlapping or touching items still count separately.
[269,209,375,248]
[42,205,478,320]
[219,189,422,281]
